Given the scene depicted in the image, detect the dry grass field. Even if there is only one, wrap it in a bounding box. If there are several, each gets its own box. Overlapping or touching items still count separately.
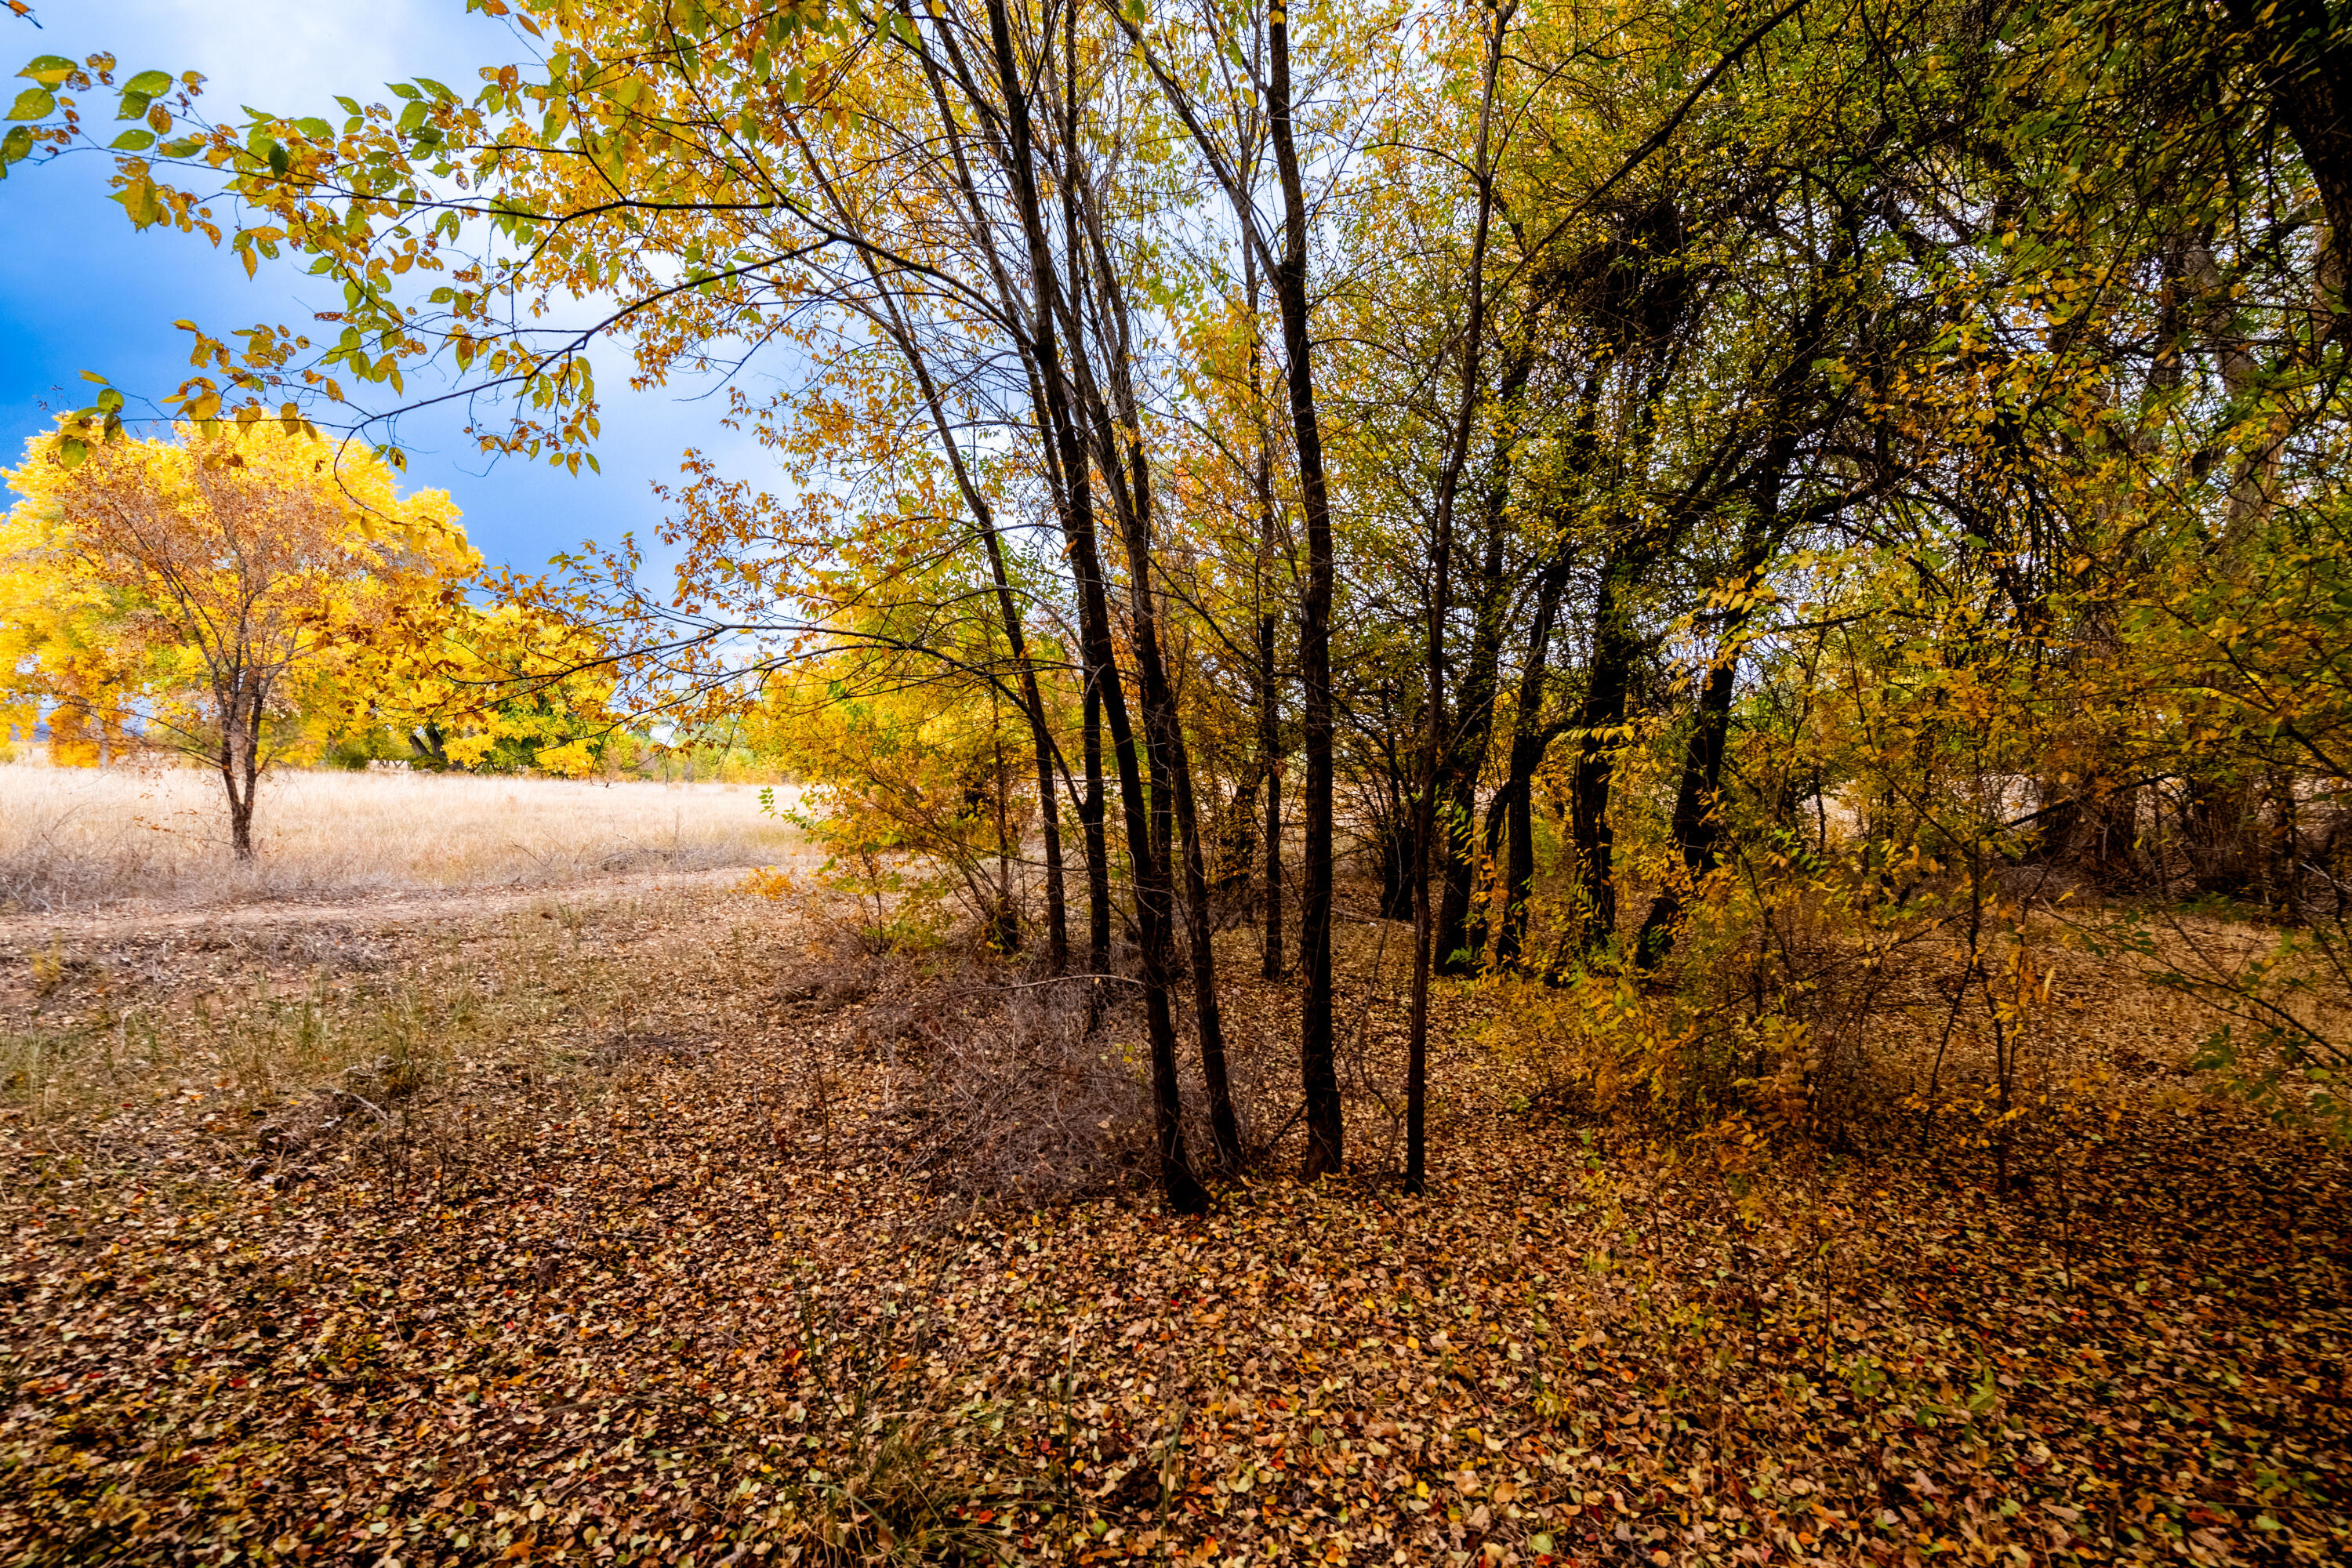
[0,760,811,913]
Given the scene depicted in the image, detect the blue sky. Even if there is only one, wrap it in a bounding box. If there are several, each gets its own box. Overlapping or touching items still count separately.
[1,1,768,577]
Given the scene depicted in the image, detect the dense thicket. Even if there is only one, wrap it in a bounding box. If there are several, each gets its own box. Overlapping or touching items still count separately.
[13,0,2352,1198]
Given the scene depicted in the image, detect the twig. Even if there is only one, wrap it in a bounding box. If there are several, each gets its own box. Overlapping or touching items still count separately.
[957,971,1148,995]
[332,1089,390,1123]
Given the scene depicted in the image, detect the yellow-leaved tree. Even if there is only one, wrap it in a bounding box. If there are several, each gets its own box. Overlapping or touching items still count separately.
[0,421,479,857]
[396,596,625,779]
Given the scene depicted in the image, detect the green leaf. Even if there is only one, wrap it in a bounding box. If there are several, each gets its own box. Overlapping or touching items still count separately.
[0,124,31,164]
[125,69,174,97]
[110,128,156,151]
[19,55,74,88]
[57,437,88,469]
[118,90,151,119]
[295,116,332,139]
[6,85,55,120]
[158,136,203,158]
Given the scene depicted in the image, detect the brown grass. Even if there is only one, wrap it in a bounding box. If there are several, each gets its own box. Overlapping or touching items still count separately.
[0,760,810,913]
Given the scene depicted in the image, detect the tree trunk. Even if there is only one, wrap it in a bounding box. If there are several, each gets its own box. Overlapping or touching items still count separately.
[1260,601,1286,980]
[982,0,1203,1213]
[1406,9,1504,1189]
[1434,325,1540,976]
[887,312,1068,971]
[1106,433,1244,1171]
[2186,778,2260,897]
[1246,231,1289,985]
[1082,673,1112,979]
[1479,371,1600,969]
[1636,484,1784,964]
[1374,801,1418,923]
[1569,543,1642,959]
[1635,655,1739,964]
[1494,732,1545,967]
[1214,760,1262,894]
[2220,0,2352,291]
[227,787,256,860]
[1269,2,1342,1178]
[1163,690,1243,1167]
[989,731,1020,953]
[222,684,263,862]
[791,61,1071,975]
[1055,129,1245,1171]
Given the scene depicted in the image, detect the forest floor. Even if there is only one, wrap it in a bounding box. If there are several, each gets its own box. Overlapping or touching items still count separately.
[1,872,2347,1567]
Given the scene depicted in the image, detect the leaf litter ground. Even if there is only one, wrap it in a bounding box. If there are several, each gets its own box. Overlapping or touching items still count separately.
[2,884,2347,1566]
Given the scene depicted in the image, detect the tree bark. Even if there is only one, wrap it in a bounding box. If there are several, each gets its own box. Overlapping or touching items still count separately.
[891,318,1069,971]
[1476,367,1601,969]
[1568,540,1642,959]
[1105,434,1244,1170]
[1488,553,1575,970]
[1248,237,1288,984]
[1433,331,1540,976]
[1082,672,1112,981]
[792,26,1068,971]
[2220,0,2352,290]
[982,0,1204,1212]
[221,681,263,862]
[1635,481,1784,965]
[1404,3,1507,1191]
[1259,597,1285,981]
[1269,0,1342,1178]
[1055,128,1244,1171]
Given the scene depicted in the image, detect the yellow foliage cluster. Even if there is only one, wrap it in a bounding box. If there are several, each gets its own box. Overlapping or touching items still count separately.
[2,423,622,786]
[2,422,477,768]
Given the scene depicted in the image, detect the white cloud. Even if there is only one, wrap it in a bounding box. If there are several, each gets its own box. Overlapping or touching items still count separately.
[31,1,525,117]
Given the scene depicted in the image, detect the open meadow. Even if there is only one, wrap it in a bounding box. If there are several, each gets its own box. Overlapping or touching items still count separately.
[0,762,811,915]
